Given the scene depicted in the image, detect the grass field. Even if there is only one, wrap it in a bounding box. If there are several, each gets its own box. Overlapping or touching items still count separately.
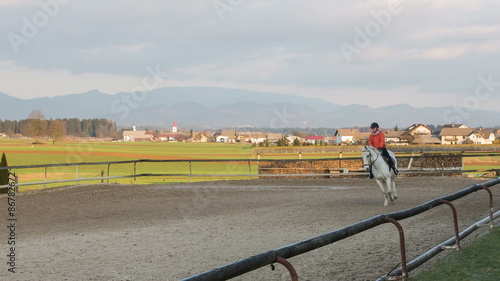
[410,226,500,281]
[0,139,257,189]
[1,138,498,191]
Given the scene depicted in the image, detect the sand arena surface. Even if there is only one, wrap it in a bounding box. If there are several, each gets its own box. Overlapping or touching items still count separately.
[1,177,498,280]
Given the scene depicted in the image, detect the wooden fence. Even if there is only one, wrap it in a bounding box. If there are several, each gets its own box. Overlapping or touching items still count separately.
[182,177,500,280]
[257,153,489,178]
[0,153,498,191]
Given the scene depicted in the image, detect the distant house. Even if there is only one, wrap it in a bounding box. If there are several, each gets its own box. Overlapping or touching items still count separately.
[236,132,286,144]
[439,127,475,145]
[327,136,339,145]
[250,132,267,144]
[411,135,441,145]
[306,135,324,145]
[440,127,496,145]
[286,135,305,145]
[334,129,361,144]
[123,130,154,142]
[266,133,283,143]
[216,129,236,143]
[467,128,495,144]
[189,132,208,143]
[235,132,251,143]
[158,133,180,142]
[442,123,469,129]
[385,130,411,144]
[406,124,433,135]
[403,124,441,144]
[199,134,208,143]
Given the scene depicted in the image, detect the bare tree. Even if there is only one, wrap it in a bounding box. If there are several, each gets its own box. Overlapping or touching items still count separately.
[25,110,47,144]
[49,119,66,144]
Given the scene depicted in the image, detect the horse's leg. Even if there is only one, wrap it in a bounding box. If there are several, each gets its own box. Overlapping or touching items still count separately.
[376,178,389,206]
[385,177,395,202]
[391,177,398,201]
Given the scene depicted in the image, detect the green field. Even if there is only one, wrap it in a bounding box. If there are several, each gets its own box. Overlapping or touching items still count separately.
[410,226,500,281]
[0,139,257,190]
[1,138,498,191]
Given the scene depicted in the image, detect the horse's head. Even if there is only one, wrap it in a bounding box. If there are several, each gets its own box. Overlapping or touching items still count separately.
[361,146,379,171]
[361,146,371,171]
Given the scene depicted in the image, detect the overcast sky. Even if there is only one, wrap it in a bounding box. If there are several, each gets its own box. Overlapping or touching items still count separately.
[1,0,500,111]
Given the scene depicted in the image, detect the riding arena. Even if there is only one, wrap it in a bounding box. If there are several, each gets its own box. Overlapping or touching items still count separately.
[3,178,498,280]
[1,145,499,280]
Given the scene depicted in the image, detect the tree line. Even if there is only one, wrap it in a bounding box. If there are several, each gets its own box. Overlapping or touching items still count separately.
[0,110,119,143]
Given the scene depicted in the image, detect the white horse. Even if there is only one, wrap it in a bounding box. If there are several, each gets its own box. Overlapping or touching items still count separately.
[361,146,398,206]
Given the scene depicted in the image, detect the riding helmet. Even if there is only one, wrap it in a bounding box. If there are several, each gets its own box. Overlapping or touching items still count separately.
[370,122,379,128]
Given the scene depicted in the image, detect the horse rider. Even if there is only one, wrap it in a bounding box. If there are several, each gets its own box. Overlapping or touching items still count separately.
[368,122,399,175]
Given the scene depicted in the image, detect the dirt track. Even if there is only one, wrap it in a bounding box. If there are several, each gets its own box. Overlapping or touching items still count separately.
[1,177,499,280]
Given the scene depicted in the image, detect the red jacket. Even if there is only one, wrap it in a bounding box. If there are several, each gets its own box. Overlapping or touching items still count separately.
[369,130,386,149]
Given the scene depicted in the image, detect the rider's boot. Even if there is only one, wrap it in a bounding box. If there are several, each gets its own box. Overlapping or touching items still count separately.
[387,158,399,175]
[392,165,399,175]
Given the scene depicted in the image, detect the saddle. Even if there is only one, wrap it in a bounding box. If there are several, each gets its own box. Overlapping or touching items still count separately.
[380,150,398,174]
[367,147,399,178]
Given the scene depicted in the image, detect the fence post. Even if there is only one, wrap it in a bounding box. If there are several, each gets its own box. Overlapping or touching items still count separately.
[407,152,414,170]
[248,160,252,180]
[385,217,408,280]
[439,200,462,250]
[421,153,424,171]
[76,165,79,184]
[461,151,465,172]
[275,257,298,281]
[15,174,19,193]
[189,161,192,183]
[107,163,111,183]
[133,162,137,184]
[101,170,104,184]
[479,186,495,228]
[44,166,47,189]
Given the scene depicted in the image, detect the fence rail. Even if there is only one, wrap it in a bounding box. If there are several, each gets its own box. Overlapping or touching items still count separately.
[183,177,500,280]
[0,153,499,189]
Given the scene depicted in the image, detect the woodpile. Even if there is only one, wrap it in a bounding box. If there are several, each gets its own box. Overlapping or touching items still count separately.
[399,153,463,177]
[258,159,364,179]
[258,153,464,178]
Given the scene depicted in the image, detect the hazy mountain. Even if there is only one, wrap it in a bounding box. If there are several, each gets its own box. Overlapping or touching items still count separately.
[0,87,499,129]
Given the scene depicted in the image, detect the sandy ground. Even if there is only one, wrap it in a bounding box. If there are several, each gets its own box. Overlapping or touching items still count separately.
[1,177,499,281]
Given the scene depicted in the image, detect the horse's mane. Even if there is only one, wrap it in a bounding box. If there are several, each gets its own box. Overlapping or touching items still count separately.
[363,146,380,154]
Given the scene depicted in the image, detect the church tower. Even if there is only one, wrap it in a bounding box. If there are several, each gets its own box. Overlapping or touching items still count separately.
[172,121,177,133]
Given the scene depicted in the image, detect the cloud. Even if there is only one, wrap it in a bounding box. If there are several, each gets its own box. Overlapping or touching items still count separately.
[477,39,500,52]
[1,0,500,113]
[0,0,34,7]
[418,25,498,39]
[76,43,154,57]
[0,62,140,98]
[418,45,472,60]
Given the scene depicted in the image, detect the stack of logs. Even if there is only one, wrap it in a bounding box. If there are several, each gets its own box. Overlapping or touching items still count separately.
[258,153,463,178]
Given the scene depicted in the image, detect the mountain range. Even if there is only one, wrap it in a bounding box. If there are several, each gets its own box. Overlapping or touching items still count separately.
[1,87,499,130]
